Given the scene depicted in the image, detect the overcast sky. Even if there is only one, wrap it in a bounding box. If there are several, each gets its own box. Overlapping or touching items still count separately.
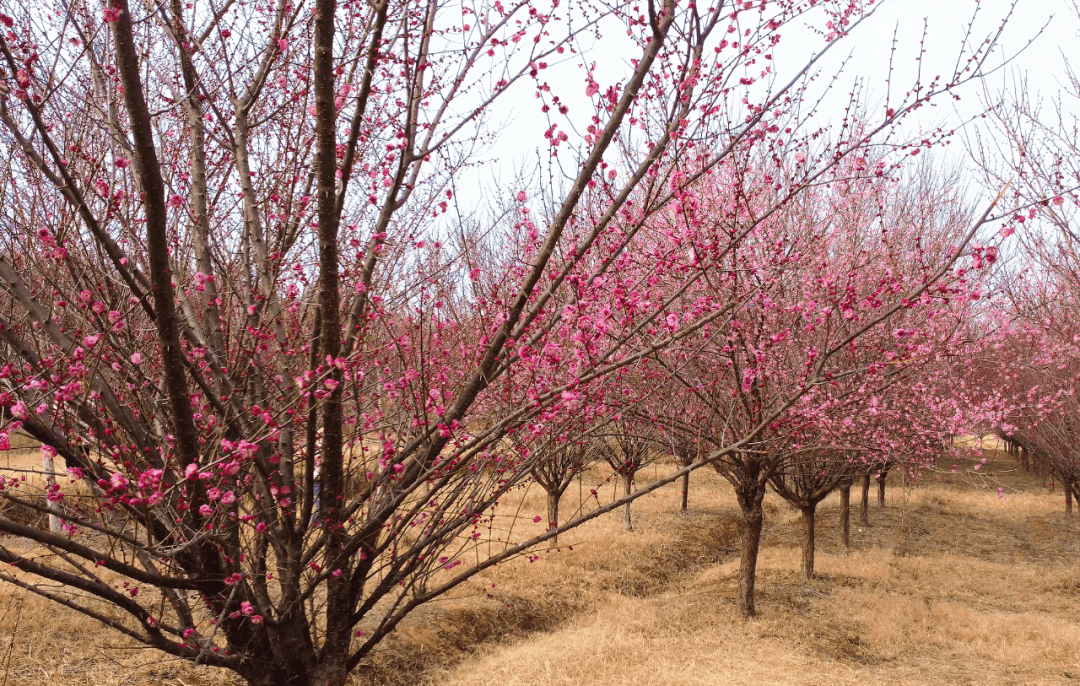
[461,0,1079,217]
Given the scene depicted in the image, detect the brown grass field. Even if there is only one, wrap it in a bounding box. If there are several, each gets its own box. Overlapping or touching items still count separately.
[1,443,1078,685]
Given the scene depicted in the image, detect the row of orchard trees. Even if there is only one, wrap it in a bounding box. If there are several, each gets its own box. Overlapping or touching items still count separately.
[963,31,1080,515]
[0,0,1020,684]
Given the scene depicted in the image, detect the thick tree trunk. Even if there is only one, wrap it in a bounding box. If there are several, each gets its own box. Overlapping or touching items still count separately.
[860,473,871,525]
[736,486,766,618]
[839,480,851,549]
[547,490,560,544]
[876,470,887,508]
[622,472,634,530]
[800,503,817,580]
[679,471,689,511]
[243,666,347,686]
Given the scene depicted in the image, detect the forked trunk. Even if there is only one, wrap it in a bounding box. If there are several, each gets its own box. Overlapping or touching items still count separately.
[800,503,817,580]
[679,471,689,511]
[736,486,766,618]
[860,474,870,525]
[547,490,560,545]
[622,472,634,530]
[839,480,851,549]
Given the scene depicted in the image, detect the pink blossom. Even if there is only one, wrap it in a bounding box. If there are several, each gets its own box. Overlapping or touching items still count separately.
[665,312,679,333]
[516,190,527,202]
[185,463,199,480]
[199,504,213,517]
[277,38,289,52]
[585,81,599,97]
[130,352,142,365]
[1053,196,1065,206]
[103,6,122,22]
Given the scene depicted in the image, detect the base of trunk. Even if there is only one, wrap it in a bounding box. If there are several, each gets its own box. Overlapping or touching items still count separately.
[839,482,851,549]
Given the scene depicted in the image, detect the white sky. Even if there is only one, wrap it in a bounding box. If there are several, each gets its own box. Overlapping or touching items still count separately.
[460,0,1079,217]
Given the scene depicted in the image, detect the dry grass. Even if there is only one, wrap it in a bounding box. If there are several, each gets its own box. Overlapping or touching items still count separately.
[2,453,1079,685]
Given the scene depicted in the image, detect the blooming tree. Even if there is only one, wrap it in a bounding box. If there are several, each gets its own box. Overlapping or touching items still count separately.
[0,0,1014,683]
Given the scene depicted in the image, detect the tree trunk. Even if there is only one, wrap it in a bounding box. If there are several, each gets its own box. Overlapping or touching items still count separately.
[42,454,61,533]
[1067,479,1074,517]
[876,470,887,508]
[839,480,851,549]
[800,503,816,580]
[860,473,870,525]
[308,662,348,686]
[547,490,560,544]
[679,471,689,511]
[736,486,766,618]
[622,472,634,531]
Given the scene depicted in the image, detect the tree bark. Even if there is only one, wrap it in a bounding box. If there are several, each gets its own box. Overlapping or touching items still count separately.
[839,480,851,549]
[622,472,634,531]
[876,470,887,509]
[547,490,560,544]
[1066,479,1074,517]
[800,503,816,580]
[679,471,689,511]
[43,454,61,533]
[736,486,766,618]
[860,473,870,525]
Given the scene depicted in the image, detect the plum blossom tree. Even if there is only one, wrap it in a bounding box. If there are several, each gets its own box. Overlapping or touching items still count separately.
[655,151,1002,611]
[601,416,657,531]
[0,0,1015,683]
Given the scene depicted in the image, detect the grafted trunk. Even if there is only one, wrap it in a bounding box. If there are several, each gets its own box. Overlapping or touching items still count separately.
[800,503,817,580]
[679,471,689,511]
[622,472,634,530]
[860,474,870,525]
[876,470,887,508]
[735,486,766,618]
[839,480,851,549]
[547,490,560,544]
